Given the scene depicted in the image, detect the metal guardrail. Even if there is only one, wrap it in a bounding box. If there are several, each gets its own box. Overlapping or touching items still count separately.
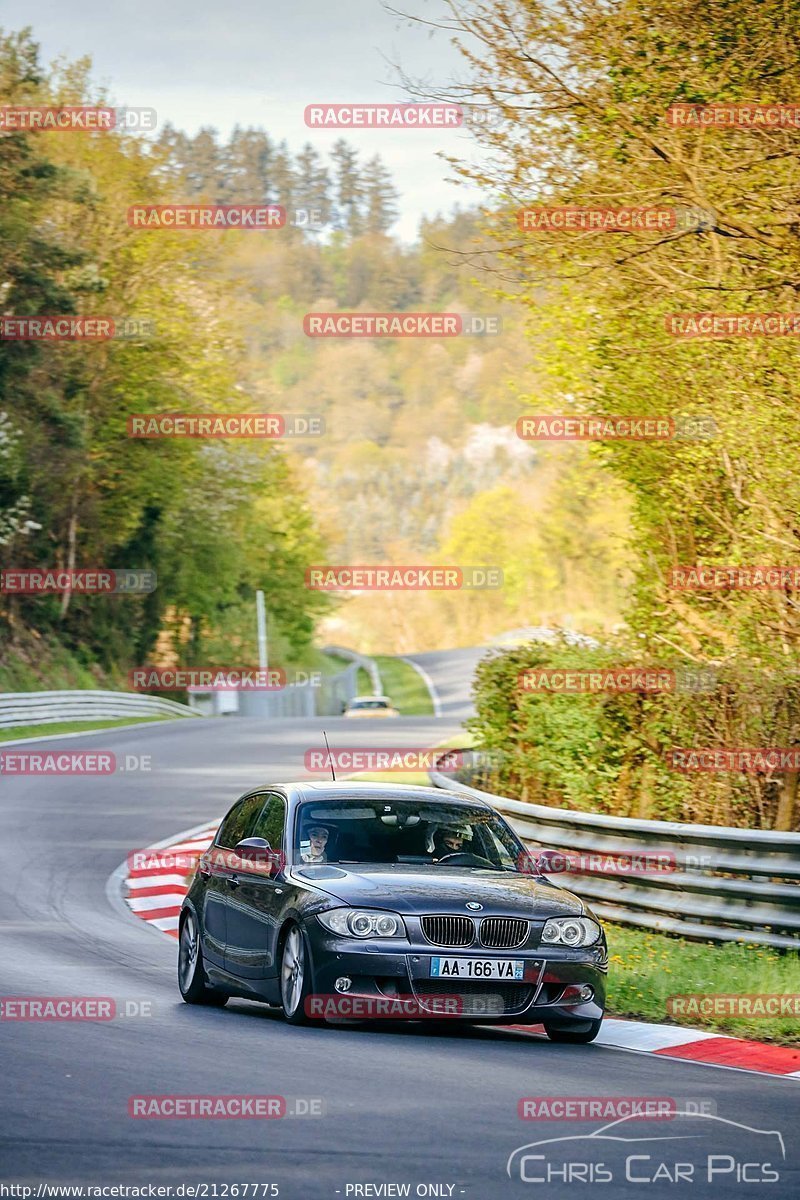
[0,690,199,729]
[187,647,382,720]
[229,650,380,719]
[429,754,800,950]
[235,664,364,718]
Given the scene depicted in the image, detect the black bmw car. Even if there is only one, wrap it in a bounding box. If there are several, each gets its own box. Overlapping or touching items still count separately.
[178,781,607,1041]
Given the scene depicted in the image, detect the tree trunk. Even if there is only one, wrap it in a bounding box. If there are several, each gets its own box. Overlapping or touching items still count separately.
[59,498,78,619]
[775,768,799,831]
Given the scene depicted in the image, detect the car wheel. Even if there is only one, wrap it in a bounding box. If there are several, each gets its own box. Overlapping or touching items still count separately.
[178,910,228,1006]
[279,922,317,1025]
[544,1018,603,1044]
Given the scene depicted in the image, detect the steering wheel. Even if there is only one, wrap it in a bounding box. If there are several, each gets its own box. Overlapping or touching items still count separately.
[436,852,495,867]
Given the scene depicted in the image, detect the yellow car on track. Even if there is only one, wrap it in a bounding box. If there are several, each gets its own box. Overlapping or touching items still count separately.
[343,694,400,718]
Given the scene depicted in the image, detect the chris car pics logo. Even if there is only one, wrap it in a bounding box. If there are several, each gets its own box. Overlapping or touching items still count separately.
[507,1112,785,1185]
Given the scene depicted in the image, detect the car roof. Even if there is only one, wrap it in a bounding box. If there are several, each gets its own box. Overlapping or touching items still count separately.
[348,695,392,703]
[288,780,492,810]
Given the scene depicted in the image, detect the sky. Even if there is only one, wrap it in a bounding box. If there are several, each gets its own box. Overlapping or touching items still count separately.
[2,0,489,240]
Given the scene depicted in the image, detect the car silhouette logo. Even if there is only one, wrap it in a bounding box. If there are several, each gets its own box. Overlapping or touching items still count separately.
[466,902,482,911]
[507,1112,786,1184]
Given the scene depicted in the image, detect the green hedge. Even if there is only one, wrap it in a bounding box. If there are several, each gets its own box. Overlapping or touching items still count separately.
[467,639,800,829]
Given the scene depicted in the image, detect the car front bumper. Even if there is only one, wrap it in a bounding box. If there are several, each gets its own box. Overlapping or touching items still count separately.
[304,924,607,1027]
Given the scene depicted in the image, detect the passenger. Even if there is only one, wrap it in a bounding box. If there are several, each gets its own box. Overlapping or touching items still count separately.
[301,825,329,863]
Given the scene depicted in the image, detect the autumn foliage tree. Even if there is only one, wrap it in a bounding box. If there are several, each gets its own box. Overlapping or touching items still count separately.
[419,0,800,827]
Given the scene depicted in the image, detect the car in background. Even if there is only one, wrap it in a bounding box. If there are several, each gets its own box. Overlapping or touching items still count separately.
[178,781,607,1040]
[343,694,400,718]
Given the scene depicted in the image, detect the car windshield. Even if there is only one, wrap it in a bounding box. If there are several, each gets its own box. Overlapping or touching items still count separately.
[294,797,529,871]
[350,699,388,709]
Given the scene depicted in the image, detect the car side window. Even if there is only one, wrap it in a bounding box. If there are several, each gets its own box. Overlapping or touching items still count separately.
[216,794,266,849]
[251,793,286,849]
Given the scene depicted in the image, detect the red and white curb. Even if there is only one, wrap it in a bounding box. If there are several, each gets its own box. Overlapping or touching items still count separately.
[125,819,220,939]
[120,823,800,1079]
[507,1019,800,1078]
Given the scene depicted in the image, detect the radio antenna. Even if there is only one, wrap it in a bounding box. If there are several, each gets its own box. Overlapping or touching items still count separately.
[322,730,336,781]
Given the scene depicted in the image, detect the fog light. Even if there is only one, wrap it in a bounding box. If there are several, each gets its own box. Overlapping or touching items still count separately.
[335,976,352,993]
[578,985,594,1002]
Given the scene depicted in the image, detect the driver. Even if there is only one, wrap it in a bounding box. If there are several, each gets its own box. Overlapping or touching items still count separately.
[433,822,472,860]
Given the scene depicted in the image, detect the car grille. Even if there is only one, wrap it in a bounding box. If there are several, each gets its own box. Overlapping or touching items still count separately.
[413,979,534,1017]
[479,917,529,949]
[421,915,475,947]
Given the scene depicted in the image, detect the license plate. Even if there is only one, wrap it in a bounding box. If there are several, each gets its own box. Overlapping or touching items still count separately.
[429,957,524,980]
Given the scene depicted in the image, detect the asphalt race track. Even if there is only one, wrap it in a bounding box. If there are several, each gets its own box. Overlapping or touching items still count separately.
[402,648,489,719]
[1,708,798,1198]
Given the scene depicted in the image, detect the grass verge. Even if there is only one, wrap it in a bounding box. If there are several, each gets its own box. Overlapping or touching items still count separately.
[356,667,373,696]
[606,923,800,1045]
[373,655,435,715]
[0,715,178,743]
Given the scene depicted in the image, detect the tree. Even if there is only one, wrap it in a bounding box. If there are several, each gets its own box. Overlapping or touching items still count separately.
[400,0,800,827]
[330,139,364,235]
[0,35,330,679]
[224,126,274,203]
[361,154,399,234]
[294,142,331,228]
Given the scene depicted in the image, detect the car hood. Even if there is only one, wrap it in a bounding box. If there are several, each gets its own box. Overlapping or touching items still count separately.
[291,864,584,918]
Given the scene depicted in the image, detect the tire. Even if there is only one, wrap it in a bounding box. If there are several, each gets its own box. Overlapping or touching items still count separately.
[279,922,317,1025]
[544,1018,603,1044]
[178,910,228,1007]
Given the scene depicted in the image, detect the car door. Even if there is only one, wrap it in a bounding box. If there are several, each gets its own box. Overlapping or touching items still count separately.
[224,791,288,981]
[200,793,266,967]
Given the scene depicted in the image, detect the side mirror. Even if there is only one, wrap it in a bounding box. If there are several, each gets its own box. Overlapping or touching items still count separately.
[517,849,561,875]
[536,849,569,874]
[234,837,278,873]
[235,836,271,854]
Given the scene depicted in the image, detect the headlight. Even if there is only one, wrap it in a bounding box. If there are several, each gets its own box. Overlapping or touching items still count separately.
[540,916,601,947]
[317,908,407,939]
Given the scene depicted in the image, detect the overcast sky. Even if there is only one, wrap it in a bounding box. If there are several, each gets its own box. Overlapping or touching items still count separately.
[2,0,489,239]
